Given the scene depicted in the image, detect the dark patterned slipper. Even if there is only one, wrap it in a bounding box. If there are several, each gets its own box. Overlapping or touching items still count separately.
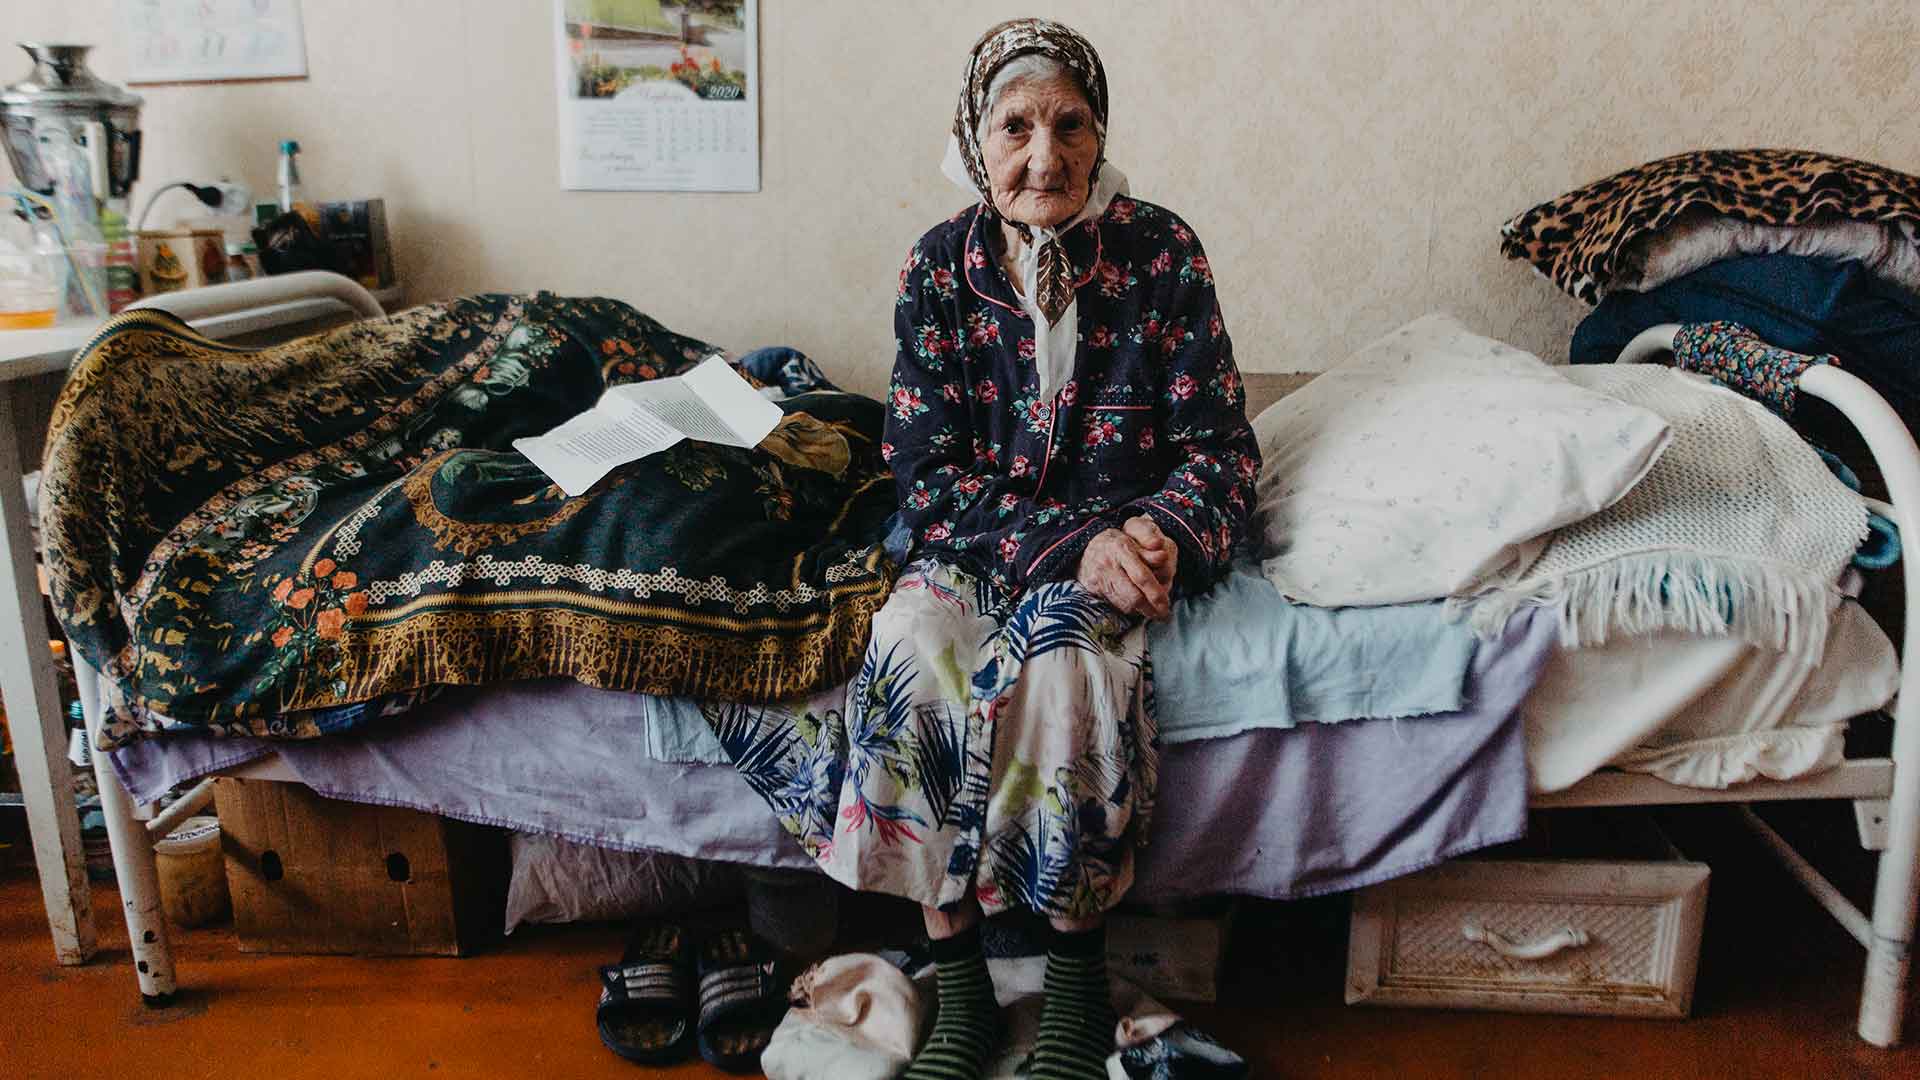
[1116,1022,1249,1078]
[695,927,788,1073]
[596,921,694,1065]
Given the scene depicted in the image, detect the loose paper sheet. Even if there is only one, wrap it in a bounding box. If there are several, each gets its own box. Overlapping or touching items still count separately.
[554,0,760,192]
[513,356,781,496]
[119,0,309,83]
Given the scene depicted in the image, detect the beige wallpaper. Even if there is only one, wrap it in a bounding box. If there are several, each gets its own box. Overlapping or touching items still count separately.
[10,1,1920,395]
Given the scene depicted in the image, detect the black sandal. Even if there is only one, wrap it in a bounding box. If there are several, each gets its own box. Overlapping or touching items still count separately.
[695,928,789,1073]
[596,921,694,1065]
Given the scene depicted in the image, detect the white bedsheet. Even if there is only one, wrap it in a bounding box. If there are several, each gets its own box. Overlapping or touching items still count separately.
[1526,599,1898,792]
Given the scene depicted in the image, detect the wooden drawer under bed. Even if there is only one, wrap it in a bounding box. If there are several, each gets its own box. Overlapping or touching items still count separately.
[1346,815,1709,1018]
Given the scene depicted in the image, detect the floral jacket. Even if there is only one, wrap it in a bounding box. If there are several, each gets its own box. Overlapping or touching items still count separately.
[884,196,1260,602]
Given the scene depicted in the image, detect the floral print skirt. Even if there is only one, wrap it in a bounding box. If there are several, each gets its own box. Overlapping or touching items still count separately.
[708,559,1156,919]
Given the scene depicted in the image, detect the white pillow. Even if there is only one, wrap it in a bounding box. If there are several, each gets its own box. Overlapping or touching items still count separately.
[503,832,739,932]
[1253,314,1671,607]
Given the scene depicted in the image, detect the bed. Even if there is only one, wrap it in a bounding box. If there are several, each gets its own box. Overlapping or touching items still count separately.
[37,276,1920,1050]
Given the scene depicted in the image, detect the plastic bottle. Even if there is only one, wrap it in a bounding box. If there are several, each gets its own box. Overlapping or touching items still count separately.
[65,700,89,769]
[276,139,304,213]
[48,640,79,714]
[100,205,140,312]
[275,140,322,235]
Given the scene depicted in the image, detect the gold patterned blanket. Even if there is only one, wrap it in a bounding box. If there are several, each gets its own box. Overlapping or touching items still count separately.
[40,293,897,750]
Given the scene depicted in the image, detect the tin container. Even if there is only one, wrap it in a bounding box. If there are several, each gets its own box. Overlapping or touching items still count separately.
[156,816,231,928]
[136,228,227,296]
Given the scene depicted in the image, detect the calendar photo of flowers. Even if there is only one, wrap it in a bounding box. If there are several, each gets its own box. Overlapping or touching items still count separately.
[563,0,751,102]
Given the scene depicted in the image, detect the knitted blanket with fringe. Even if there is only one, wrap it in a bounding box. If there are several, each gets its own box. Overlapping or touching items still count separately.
[1462,365,1867,660]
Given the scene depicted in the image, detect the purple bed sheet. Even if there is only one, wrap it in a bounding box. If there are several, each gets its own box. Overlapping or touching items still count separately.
[110,613,1552,901]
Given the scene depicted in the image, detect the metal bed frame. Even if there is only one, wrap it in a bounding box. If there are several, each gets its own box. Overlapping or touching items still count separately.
[23,288,1920,1046]
[3,271,386,982]
[88,275,392,995]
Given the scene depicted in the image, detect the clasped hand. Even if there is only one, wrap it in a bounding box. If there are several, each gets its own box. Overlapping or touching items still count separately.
[1076,515,1178,619]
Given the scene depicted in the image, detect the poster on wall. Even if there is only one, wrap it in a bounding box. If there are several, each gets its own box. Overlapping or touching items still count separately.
[554,0,760,192]
[117,0,309,84]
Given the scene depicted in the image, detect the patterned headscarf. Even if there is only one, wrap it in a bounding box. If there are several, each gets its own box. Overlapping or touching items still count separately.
[952,18,1109,324]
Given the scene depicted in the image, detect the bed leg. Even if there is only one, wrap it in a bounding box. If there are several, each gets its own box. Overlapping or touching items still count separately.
[1861,694,1920,1046]
[75,655,177,1006]
[1796,314,1920,1046]
[1861,936,1911,1048]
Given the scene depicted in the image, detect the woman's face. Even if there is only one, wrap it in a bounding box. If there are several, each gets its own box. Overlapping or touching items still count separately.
[982,74,1097,229]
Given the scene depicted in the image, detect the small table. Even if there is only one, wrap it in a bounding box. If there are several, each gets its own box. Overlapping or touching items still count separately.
[0,283,401,965]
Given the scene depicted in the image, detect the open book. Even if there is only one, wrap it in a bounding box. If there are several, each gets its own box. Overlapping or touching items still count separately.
[513,356,784,496]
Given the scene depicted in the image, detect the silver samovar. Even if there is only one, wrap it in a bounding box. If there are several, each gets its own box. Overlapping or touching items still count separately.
[0,43,142,201]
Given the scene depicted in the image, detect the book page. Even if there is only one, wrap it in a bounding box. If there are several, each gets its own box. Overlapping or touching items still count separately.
[512,355,783,496]
[618,353,782,446]
[613,379,740,444]
[513,396,684,497]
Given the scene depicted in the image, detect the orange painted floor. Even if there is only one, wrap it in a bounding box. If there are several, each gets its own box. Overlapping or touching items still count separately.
[2,804,1917,1079]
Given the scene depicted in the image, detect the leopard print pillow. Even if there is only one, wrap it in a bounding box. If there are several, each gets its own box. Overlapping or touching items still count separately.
[1501,149,1920,304]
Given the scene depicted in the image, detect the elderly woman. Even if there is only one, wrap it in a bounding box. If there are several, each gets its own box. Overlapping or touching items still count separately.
[719,18,1257,1079]
[865,19,1260,1079]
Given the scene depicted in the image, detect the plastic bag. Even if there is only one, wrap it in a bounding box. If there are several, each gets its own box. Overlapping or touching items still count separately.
[761,953,925,1080]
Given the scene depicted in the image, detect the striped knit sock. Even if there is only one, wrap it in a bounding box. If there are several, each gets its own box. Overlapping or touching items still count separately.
[903,925,1001,1080]
[1030,924,1116,1080]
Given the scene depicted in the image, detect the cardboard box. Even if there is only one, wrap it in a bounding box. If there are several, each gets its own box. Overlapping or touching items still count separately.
[1105,899,1238,1003]
[215,778,505,956]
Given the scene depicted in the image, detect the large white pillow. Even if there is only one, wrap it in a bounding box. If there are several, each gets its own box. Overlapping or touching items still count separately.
[1253,313,1671,607]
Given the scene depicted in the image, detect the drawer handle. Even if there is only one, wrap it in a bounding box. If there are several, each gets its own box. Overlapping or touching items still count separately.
[1460,923,1590,961]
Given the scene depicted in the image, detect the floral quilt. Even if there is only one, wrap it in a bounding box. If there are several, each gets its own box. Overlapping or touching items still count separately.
[40,293,897,750]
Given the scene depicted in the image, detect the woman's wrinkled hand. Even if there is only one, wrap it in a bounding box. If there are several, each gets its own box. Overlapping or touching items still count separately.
[1078,527,1172,620]
[1122,515,1177,590]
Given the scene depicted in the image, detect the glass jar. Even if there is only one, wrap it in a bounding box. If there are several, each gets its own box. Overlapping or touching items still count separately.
[0,211,60,329]
[224,240,254,282]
